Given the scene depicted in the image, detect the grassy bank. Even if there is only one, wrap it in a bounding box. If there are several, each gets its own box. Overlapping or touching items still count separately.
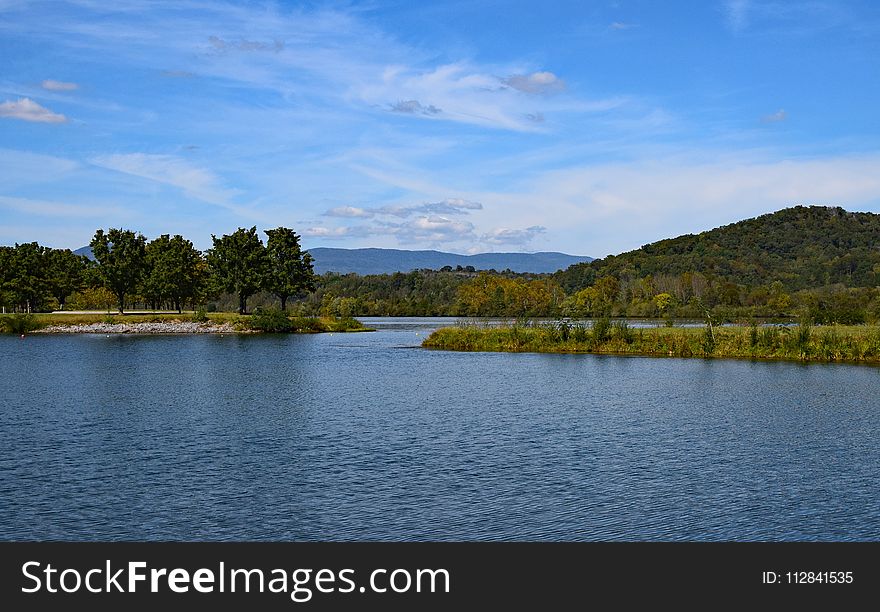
[0,311,372,334]
[422,321,880,364]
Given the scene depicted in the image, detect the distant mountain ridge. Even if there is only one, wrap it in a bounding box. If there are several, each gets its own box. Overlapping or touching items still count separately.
[74,246,94,259]
[306,248,593,274]
[73,244,592,274]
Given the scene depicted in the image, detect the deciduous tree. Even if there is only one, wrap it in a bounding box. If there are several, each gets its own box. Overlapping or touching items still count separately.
[207,227,267,314]
[90,228,148,313]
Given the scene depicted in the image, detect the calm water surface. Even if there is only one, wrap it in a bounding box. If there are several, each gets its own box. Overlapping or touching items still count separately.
[1,317,879,541]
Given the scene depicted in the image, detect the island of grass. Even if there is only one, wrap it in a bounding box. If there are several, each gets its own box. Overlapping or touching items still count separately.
[0,309,372,335]
[422,320,880,365]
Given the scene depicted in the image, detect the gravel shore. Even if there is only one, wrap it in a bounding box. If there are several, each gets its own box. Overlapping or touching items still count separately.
[34,321,243,334]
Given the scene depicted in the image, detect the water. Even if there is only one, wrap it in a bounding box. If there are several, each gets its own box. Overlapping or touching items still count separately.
[1,317,879,541]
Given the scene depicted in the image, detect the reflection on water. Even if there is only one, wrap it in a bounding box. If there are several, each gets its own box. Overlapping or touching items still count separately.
[1,318,878,541]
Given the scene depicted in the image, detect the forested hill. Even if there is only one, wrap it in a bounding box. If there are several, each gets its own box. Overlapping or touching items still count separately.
[306,248,593,274]
[556,206,880,292]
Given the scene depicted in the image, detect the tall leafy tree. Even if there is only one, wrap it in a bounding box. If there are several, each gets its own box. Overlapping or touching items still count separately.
[0,246,14,312]
[144,234,205,313]
[207,227,267,314]
[90,228,148,313]
[9,242,49,313]
[46,248,87,310]
[264,227,316,310]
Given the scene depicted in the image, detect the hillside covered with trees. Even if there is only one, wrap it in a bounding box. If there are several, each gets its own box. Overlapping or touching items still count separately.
[557,206,880,291]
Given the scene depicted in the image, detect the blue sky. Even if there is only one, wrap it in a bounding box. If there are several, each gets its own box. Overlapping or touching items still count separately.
[1,0,879,257]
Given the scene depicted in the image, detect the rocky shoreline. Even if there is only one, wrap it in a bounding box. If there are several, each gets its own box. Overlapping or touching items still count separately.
[34,321,244,334]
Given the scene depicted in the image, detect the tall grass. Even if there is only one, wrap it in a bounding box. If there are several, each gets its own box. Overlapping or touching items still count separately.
[0,314,42,334]
[422,321,880,364]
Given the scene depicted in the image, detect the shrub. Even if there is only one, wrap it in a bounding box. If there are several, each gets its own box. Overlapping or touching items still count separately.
[0,314,39,334]
[290,317,326,332]
[248,307,292,332]
[591,317,611,344]
[191,308,209,323]
[611,320,633,343]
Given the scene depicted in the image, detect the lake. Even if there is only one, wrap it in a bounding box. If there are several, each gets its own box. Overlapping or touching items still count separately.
[1,317,879,541]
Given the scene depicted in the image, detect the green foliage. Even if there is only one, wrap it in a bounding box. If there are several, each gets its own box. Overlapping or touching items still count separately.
[143,234,206,313]
[91,228,148,313]
[207,227,268,314]
[46,248,87,310]
[611,320,634,343]
[191,308,209,323]
[557,206,880,292]
[3,242,49,312]
[0,313,40,334]
[591,317,611,343]
[289,316,328,332]
[248,307,293,332]
[424,323,880,364]
[264,227,316,310]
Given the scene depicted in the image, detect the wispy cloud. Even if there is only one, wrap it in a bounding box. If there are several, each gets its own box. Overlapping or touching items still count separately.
[609,22,638,31]
[304,215,477,245]
[207,35,284,53]
[724,0,750,32]
[761,108,787,123]
[357,63,604,132]
[0,194,121,218]
[390,99,441,115]
[481,225,546,246]
[161,70,195,78]
[89,153,244,212]
[40,79,78,91]
[502,71,565,94]
[0,97,67,122]
[324,198,482,219]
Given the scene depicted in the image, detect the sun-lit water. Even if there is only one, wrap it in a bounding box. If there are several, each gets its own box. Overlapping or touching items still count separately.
[1,317,879,541]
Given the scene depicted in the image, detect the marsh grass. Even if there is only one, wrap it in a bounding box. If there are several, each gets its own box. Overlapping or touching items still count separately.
[422,322,880,364]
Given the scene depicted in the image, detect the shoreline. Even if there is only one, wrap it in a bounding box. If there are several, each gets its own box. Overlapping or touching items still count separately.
[4,313,374,335]
[33,321,245,334]
[421,324,880,366]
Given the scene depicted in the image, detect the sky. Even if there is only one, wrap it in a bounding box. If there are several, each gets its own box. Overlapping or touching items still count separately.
[1,0,880,257]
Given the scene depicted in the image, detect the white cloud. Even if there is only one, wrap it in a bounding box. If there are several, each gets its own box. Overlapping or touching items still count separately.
[41,79,78,91]
[762,109,787,123]
[304,214,477,245]
[481,225,546,246]
[357,63,596,132]
[325,205,373,218]
[0,97,66,122]
[207,35,283,53]
[89,153,246,213]
[609,22,637,31]
[471,152,880,256]
[324,198,482,219]
[390,99,441,115]
[503,71,565,94]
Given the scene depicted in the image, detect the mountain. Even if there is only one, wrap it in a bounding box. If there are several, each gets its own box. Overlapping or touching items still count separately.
[74,246,94,260]
[72,243,591,273]
[556,206,880,292]
[306,248,593,275]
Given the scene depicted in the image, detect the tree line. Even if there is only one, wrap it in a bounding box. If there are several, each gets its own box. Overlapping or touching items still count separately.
[0,226,315,314]
[4,206,880,323]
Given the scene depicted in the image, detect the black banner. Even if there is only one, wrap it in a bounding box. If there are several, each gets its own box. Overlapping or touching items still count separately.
[1,542,876,609]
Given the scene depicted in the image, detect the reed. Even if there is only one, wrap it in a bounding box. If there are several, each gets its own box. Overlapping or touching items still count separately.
[422,322,880,364]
